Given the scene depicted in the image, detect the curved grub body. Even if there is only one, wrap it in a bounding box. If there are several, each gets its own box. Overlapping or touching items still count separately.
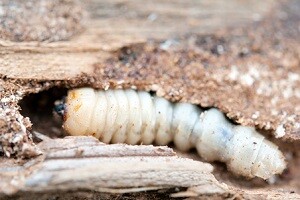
[63,88,286,179]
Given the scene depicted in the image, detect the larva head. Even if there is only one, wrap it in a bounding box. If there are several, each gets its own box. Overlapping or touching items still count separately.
[54,98,66,117]
[61,88,97,136]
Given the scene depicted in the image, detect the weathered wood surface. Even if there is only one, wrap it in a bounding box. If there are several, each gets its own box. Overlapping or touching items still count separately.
[0,0,299,199]
[0,137,228,197]
[1,136,299,199]
[1,0,299,140]
[0,0,274,80]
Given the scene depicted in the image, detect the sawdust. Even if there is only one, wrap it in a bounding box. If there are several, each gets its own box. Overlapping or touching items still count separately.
[0,0,299,159]
[0,78,38,158]
[0,0,299,198]
[89,0,300,141]
[0,0,85,42]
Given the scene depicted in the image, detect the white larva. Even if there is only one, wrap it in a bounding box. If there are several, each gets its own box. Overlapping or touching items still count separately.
[62,88,286,179]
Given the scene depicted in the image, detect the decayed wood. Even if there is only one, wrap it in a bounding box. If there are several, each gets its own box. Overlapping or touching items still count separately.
[0,0,275,80]
[173,185,300,199]
[2,136,299,199]
[0,0,299,199]
[0,136,228,197]
[1,0,299,142]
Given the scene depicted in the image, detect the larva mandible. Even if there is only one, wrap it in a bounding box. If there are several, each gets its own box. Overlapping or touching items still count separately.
[59,87,286,179]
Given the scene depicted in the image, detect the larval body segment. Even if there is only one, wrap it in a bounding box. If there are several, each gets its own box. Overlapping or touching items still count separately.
[102,90,119,143]
[196,108,235,162]
[125,90,142,144]
[138,91,156,145]
[63,88,286,179]
[172,103,200,151]
[111,90,129,143]
[154,97,173,145]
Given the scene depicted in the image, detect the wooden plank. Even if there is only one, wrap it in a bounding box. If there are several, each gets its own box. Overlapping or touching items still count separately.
[0,0,299,199]
[0,0,274,80]
[1,137,299,199]
[0,136,227,197]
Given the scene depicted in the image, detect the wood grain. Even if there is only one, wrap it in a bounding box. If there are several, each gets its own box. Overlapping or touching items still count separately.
[0,0,274,80]
[0,0,299,199]
[0,136,228,197]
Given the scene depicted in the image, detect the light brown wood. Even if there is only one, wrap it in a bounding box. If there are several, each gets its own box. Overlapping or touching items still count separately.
[0,0,299,199]
[0,136,228,197]
[1,136,299,199]
[0,0,274,80]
